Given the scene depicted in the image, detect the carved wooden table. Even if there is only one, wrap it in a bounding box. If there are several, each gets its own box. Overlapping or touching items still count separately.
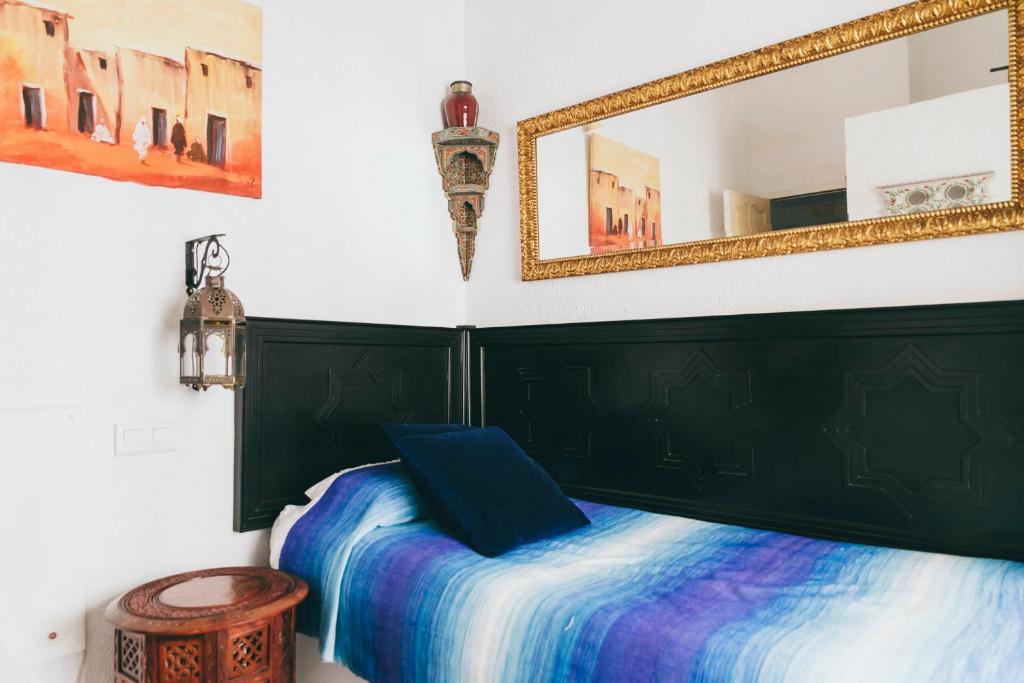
[105,567,308,683]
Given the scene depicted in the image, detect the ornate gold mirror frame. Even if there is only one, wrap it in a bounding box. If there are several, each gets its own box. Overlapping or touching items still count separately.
[518,0,1022,280]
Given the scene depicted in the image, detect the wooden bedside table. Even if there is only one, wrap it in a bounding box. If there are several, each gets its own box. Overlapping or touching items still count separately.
[105,567,308,683]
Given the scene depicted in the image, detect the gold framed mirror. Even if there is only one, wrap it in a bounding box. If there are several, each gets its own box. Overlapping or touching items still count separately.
[518,0,1021,280]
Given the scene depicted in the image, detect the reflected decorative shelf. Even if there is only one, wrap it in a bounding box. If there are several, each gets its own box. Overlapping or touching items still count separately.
[878,172,993,216]
[431,126,499,280]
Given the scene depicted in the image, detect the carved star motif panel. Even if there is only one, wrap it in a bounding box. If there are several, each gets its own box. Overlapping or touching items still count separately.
[515,351,601,463]
[469,301,1024,560]
[640,350,766,492]
[238,320,460,532]
[824,345,1017,521]
[312,351,413,468]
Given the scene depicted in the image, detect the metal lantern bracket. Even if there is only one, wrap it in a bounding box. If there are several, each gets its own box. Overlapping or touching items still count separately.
[185,234,230,295]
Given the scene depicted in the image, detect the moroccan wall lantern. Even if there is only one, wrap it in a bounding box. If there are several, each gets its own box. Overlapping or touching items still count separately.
[179,234,246,391]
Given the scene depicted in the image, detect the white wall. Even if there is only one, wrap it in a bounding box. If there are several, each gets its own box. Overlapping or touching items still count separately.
[465,0,1024,327]
[0,1,464,682]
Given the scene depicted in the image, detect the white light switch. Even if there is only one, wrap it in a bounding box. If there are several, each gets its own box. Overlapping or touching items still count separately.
[116,421,180,455]
[152,425,176,448]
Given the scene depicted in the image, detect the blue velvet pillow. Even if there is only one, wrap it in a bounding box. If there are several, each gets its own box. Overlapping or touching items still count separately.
[375,422,476,459]
[391,426,590,556]
[380,422,477,440]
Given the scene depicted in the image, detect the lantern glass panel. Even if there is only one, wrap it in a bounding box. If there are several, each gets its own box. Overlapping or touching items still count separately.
[181,332,198,378]
[204,326,232,378]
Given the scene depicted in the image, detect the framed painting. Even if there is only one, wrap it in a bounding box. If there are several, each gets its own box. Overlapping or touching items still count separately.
[0,0,262,198]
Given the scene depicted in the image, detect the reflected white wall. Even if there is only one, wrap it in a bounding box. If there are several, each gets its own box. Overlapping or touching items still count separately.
[536,29,912,257]
[846,83,1011,220]
[533,9,1008,260]
[908,10,1008,102]
[730,38,910,199]
[537,130,588,258]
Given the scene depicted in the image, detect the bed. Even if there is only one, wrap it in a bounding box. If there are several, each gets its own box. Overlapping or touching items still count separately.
[237,301,1024,681]
[270,462,1024,683]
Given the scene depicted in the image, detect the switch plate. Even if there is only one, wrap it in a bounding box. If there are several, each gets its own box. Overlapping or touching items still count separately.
[115,421,180,455]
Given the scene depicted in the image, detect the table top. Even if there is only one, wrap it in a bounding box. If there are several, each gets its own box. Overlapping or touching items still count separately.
[105,567,308,635]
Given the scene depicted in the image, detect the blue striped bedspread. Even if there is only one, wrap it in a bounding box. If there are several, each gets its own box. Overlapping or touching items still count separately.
[274,462,1024,682]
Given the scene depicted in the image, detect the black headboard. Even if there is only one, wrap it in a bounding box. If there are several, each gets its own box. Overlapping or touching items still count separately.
[237,301,1024,562]
[234,318,466,531]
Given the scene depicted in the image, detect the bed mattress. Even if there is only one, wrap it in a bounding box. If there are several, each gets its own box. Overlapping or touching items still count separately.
[272,462,1024,682]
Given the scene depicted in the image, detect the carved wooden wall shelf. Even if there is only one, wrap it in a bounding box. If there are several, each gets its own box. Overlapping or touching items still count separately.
[431,126,499,280]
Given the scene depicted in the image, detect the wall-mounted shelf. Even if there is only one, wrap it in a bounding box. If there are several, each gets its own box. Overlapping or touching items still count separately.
[431,126,499,280]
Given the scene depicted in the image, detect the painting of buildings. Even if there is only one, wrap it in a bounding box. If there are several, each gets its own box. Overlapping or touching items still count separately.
[185,48,262,171]
[0,0,262,198]
[587,133,661,254]
[67,47,119,137]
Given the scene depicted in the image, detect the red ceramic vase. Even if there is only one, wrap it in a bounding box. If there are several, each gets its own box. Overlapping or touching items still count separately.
[443,81,478,128]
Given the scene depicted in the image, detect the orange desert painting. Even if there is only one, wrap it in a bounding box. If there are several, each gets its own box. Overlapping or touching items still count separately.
[587,133,661,254]
[0,0,262,198]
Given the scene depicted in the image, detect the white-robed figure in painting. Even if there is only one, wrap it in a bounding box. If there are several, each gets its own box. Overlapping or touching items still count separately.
[91,119,114,144]
[132,118,150,164]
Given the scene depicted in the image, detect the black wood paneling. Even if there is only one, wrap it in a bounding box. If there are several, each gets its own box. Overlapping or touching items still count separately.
[470,301,1024,561]
[234,318,463,531]
[235,302,1024,561]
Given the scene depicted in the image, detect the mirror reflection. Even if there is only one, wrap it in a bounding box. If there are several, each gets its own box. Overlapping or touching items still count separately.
[536,10,1010,259]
